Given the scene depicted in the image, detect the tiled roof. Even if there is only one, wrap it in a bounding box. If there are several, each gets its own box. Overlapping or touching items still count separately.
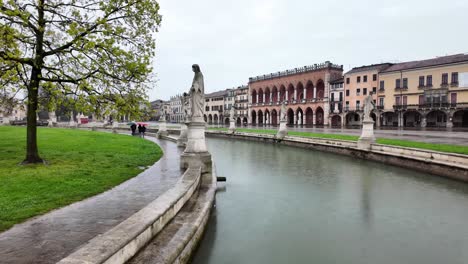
[345,63,393,75]
[381,54,468,73]
[205,89,228,98]
[330,77,344,84]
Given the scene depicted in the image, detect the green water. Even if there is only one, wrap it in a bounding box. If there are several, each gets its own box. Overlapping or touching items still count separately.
[191,137,468,264]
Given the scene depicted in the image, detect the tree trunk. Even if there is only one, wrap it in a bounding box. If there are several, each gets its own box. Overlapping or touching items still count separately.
[23,68,43,164]
[23,0,45,164]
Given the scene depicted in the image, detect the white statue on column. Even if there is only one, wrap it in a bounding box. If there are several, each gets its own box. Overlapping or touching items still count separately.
[228,106,236,133]
[69,111,75,127]
[177,93,190,146]
[358,92,376,150]
[181,64,212,173]
[277,102,288,139]
[157,109,168,138]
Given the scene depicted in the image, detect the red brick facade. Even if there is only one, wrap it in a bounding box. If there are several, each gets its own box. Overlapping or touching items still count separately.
[248,62,343,126]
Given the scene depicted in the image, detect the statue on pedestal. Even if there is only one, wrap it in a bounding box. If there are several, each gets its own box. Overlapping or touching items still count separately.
[358,92,376,150]
[280,102,287,122]
[182,92,191,122]
[181,64,212,173]
[229,106,236,122]
[363,93,375,122]
[189,64,204,122]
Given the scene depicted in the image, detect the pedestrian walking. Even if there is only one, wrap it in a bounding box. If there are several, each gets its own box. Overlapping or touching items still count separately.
[137,124,143,137]
[131,123,137,135]
[141,125,146,138]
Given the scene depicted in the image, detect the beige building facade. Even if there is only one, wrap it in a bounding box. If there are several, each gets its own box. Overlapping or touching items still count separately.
[204,90,227,125]
[378,54,468,127]
[343,64,392,126]
[0,103,26,125]
[234,85,249,125]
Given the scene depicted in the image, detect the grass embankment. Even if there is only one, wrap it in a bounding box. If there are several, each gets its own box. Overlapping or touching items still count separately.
[0,127,162,232]
[208,127,359,141]
[375,138,468,155]
[207,127,468,155]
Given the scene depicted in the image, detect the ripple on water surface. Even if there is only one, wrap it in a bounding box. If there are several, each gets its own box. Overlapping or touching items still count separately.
[191,137,468,264]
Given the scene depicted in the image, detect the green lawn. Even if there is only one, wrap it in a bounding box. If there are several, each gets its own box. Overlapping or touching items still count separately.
[0,127,162,232]
[207,127,468,155]
[375,138,468,155]
[207,127,358,140]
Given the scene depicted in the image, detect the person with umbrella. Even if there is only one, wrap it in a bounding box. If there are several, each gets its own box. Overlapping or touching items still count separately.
[128,121,137,135]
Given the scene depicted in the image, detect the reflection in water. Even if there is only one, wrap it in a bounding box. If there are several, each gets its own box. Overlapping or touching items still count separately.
[360,175,373,228]
[191,137,468,264]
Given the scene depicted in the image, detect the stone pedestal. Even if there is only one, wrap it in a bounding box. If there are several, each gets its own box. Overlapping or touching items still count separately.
[421,117,427,128]
[157,121,168,138]
[177,123,188,147]
[180,121,212,173]
[357,120,375,150]
[112,120,119,133]
[48,112,57,127]
[447,120,454,128]
[228,119,236,134]
[2,117,10,125]
[276,120,287,139]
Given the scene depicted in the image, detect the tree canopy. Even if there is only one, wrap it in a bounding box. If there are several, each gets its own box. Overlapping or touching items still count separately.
[0,0,162,163]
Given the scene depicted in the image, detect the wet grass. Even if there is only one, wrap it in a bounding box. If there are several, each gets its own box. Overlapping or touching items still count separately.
[207,127,358,140]
[0,127,162,232]
[375,138,468,155]
[207,127,468,155]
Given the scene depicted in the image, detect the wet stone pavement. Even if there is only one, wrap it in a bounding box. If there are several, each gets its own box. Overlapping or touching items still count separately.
[0,137,182,264]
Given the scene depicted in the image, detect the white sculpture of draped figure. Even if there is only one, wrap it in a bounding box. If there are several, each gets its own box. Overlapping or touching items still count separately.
[189,64,205,123]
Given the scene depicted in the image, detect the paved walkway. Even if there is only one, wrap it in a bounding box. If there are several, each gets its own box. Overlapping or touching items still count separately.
[0,137,182,264]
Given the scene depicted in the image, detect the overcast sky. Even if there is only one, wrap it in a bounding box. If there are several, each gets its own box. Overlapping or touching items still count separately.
[149,0,468,101]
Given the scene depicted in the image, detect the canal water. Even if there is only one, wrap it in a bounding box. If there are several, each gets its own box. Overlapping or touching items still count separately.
[191,137,468,264]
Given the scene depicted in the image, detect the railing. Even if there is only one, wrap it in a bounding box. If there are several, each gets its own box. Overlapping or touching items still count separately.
[329,102,343,113]
[392,102,467,110]
[344,106,361,112]
[249,61,343,82]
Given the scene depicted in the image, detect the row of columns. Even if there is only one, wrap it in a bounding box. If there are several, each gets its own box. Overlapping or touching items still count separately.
[256,112,323,125]
[341,111,454,128]
[253,86,319,104]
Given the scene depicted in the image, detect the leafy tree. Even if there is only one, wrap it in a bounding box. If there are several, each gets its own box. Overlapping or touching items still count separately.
[0,0,161,163]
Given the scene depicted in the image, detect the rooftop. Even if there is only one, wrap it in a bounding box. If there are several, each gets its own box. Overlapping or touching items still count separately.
[381,54,468,73]
[205,89,229,98]
[249,61,343,83]
[330,77,344,84]
[345,63,393,75]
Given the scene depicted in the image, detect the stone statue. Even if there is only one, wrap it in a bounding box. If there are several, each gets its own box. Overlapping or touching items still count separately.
[160,109,166,122]
[363,93,375,122]
[182,92,191,121]
[189,64,204,122]
[229,106,235,121]
[280,102,287,122]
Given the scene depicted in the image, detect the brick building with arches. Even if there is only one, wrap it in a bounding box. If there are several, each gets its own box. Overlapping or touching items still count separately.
[248,61,343,126]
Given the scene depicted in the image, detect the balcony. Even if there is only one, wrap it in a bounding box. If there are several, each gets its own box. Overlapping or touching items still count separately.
[329,102,343,114]
[392,103,463,110]
[344,106,361,112]
[376,105,384,110]
[451,82,459,87]
[395,87,408,91]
